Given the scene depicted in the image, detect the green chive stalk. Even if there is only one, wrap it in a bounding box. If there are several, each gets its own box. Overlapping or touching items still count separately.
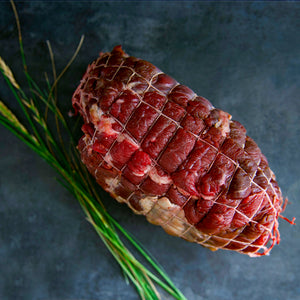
[0,2,187,300]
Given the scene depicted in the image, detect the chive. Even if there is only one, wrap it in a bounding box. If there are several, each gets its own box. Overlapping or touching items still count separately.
[0,2,187,300]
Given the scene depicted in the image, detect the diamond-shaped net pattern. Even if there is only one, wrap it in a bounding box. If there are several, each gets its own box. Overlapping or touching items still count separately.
[72,46,285,257]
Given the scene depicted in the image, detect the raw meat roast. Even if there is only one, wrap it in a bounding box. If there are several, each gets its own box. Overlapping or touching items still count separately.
[72,46,289,257]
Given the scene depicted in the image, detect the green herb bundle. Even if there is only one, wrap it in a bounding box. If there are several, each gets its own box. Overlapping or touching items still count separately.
[0,2,187,300]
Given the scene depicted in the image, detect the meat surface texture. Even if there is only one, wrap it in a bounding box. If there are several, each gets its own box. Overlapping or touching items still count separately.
[72,45,286,257]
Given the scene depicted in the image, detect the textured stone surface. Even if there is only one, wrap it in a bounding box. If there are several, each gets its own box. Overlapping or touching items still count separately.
[0,1,299,300]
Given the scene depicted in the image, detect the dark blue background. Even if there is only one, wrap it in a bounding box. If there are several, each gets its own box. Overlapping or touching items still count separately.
[0,1,299,300]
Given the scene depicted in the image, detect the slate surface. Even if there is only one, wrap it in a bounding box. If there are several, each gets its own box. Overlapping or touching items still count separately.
[0,1,299,300]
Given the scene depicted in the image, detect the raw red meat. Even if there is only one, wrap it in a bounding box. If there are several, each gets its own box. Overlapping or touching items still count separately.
[72,45,293,257]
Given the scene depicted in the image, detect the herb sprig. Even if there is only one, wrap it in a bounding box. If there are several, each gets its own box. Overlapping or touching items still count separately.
[0,2,187,300]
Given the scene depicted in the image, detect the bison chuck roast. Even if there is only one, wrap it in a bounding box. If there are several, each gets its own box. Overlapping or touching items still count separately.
[72,45,291,257]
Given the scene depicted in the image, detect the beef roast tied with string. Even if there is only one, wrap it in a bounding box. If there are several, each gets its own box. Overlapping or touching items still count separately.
[72,45,293,257]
